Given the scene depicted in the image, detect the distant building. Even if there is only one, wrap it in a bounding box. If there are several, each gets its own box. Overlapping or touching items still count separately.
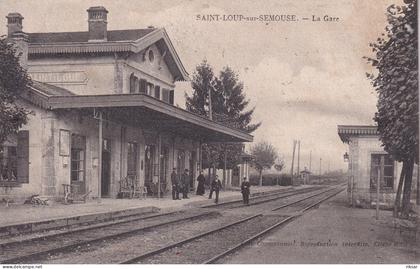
[337,125,417,208]
[0,7,252,202]
[300,168,311,185]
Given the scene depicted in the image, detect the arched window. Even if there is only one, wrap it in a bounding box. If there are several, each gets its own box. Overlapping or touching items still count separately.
[129,73,138,93]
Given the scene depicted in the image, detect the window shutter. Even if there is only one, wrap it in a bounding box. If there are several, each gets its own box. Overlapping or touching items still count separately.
[17,130,29,183]
[169,90,174,105]
[154,86,160,99]
[139,79,147,94]
[129,74,136,93]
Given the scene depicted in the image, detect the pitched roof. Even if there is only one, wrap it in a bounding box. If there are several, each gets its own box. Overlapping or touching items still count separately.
[28,29,155,44]
[337,125,379,143]
[27,28,189,81]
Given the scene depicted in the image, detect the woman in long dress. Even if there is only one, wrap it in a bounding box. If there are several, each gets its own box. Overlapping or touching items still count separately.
[196,170,206,195]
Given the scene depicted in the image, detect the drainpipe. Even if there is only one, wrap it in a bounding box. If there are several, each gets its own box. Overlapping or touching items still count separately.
[157,133,161,199]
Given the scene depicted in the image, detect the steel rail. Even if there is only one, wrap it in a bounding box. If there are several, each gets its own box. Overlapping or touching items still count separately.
[0,210,185,248]
[202,186,325,209]
[203,187,346,264]
[119,214,262,264]
[0,211,216,264]
[121,186,346,264]
[270,185,345,211]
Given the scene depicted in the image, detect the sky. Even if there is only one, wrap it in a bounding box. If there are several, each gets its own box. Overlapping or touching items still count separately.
[0,0,400,173]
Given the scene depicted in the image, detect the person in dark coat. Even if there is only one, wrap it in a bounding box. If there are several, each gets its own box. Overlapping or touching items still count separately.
[196,170,206,195]
[241,177,251,205]
[208,175,222,204]
[171,168,180,200]
[181,169,190,199]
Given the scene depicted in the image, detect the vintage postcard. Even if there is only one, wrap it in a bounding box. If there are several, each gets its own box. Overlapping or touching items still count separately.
[0,0,418,267]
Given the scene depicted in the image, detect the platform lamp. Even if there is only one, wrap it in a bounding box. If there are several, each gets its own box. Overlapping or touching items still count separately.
[343,152,349,162]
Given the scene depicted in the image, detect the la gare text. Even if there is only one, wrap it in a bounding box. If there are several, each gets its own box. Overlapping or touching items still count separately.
[195,14,340,23]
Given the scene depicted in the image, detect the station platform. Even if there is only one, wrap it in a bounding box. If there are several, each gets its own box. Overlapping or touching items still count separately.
[0,185,294,234]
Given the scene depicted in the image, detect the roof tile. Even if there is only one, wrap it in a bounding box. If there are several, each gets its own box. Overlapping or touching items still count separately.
[28,29,155,44]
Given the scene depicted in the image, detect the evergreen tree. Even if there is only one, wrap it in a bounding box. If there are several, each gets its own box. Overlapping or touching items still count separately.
[186,61,261,176]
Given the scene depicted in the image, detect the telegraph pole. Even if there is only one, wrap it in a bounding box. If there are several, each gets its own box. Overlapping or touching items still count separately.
[309,150,312,173]
[297,140,300,178]
[290,140,296,184]
[319,158,322,176]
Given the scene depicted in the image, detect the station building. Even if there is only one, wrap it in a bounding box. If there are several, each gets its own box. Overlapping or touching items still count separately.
[337,125,417,208]
[0,7,252,202]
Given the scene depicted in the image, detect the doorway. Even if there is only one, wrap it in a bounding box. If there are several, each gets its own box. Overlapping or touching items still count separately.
[101,139,111,197]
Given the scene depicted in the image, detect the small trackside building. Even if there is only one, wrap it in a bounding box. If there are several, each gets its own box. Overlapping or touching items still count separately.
[337,125,418,208]
[0,7,253,202]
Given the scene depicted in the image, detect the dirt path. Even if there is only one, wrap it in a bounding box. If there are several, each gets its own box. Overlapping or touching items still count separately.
[222,191,420,264]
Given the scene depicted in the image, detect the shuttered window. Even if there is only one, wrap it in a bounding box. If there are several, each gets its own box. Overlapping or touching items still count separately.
[17,130,29,183]
[162,88,170,103]
[139,79,147,94]
[0,130,29,184]
[154,85,161,99]
[169,90,174,105]
[127,142,138,177]
[147,83,154,96]
[129,73,138,93]
[370,154,394,190]
[0,146,18,183]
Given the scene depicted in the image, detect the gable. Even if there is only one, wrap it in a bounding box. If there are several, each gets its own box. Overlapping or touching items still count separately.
[28,28,189,82]
[127,44,174,83]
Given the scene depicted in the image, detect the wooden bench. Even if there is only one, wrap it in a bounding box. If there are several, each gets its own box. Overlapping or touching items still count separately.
[118,176,147,199]
[62,184,90,204]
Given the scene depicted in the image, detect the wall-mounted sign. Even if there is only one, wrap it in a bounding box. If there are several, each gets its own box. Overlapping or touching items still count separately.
[29,71,88,84]
[59,130,70,156]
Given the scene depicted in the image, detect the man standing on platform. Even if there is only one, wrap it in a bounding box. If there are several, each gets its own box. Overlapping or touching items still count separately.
[209,175,222,204]
[241,177,251,205]
[181,169,190,199]
[171,168,180,200]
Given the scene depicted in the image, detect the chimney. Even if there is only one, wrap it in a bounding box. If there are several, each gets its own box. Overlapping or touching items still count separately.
[6,13,23,37]
[6,13,28,69]
[87,6,108,42]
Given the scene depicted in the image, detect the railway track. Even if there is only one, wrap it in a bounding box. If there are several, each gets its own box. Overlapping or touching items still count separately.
[202,185,326,209]
[120,186,345,264]
[0,210,216,264]
[1,184,345,264]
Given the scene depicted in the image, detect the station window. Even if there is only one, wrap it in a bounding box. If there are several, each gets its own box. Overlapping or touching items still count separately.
[139,79,147,94]
[154,85,161,99]
[129,73,138,93]
[147,83,154,96]
[0,146,17,182]
[127,142,138,177]
[0,130,29,184]
[370,154,394,190]
[162,88,170,103]
[71,134,86,182]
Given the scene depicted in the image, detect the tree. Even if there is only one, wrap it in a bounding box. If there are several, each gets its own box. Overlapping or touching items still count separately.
[365,0,418,218]
[250,141,278,186]
[274,159,285,172]
[186,60,215,118]
[186,61,261,180]
[0,36,31,147]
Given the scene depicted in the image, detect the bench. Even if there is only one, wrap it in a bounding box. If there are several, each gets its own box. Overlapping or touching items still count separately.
[118,176,147,199]
[62,184,90,204]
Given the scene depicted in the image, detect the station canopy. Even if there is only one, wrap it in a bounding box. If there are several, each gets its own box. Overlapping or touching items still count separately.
[25,81,253,143]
